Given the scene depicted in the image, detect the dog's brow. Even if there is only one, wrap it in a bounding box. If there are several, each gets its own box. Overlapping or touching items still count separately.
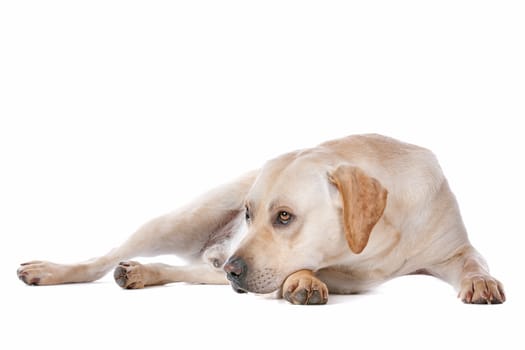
[268,201,278,212]
[268,199,291,212]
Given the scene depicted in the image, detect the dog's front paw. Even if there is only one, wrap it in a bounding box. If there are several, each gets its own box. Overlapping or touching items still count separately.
[282,270,328,305]
[459,274,505,304]
[114,261,147,289]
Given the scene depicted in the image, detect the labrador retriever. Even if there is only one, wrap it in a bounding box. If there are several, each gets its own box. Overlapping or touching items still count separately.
[17,134,505,304]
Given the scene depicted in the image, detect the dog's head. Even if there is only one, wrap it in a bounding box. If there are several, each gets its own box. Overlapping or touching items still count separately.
[224,151,388,294]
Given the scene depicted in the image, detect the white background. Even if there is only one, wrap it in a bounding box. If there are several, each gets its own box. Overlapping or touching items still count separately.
[1,1,524,349]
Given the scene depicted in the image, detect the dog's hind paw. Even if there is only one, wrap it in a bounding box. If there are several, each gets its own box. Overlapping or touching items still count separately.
[114,261,147,289]
[17,261,71,286]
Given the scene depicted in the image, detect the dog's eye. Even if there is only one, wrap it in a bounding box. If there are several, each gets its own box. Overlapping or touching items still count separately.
[276,211,292,225]
[245,207,251,222]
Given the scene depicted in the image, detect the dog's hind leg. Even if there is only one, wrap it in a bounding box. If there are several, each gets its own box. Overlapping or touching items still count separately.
[113,262,228,289]
[17,171,257,286]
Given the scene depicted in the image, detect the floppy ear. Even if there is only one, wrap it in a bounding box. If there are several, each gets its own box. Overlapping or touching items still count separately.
[328,165,388,254]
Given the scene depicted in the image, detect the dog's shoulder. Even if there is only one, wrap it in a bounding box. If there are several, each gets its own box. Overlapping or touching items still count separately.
[320,134,445,204]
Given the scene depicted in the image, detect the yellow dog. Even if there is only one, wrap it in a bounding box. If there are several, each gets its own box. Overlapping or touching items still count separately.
[18,134,505,305]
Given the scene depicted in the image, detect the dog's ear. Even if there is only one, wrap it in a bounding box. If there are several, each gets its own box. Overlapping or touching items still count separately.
[328,165,388,254]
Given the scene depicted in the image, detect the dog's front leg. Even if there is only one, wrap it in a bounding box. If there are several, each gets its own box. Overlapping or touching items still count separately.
[431,245,505,304]
[281,270,329,305]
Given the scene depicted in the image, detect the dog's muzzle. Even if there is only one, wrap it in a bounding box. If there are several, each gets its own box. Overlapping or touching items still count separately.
[224,256,248,293]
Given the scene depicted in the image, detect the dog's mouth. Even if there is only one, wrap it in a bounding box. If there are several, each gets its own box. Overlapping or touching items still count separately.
[226,269,283,295]
[224,255,283,294]
[229,281,248,294]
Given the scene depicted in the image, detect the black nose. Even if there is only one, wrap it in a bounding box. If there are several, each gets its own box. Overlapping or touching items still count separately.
[224,256,247,282]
